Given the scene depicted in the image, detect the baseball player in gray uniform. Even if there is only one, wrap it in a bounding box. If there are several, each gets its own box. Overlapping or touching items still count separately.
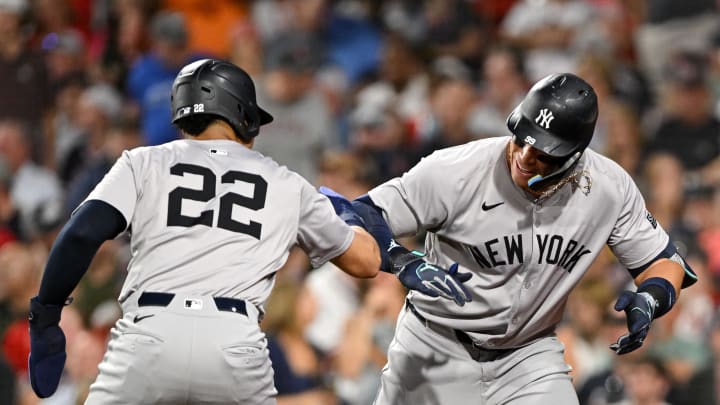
[26,59,380,404]
[323,73,697,404]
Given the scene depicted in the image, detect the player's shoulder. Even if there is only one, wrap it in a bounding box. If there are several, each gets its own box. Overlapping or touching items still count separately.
[421,136,506,169]
[581,148,636,190]
[582,148,631,178]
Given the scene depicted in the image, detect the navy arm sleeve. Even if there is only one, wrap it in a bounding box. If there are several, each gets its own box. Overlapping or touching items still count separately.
[352,195,396,273]
[37,200,127,305]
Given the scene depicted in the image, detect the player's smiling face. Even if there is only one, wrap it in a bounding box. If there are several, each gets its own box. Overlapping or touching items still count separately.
[507,137,564,194]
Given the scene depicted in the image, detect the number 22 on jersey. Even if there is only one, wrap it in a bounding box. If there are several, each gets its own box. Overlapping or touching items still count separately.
[166,163,267,239]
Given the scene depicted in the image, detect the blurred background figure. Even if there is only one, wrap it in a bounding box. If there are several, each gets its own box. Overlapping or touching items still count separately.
[416,75,478,157]
[253,30,337,185]
[332,273,405,405]
[557,277,616,391]
[634,0,719,95]
[126,10,206,146]
[644,50,720,186]
[0,242,43,377]
[0,0,51,143]
[0,120,62,241]
[499,0,595,82]
[262,279,337,405]
[468,44,528,139]
[347,86,417,182]
[618,356,673,405]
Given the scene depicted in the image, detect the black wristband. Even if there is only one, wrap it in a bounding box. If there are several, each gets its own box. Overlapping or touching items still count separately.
[637,277,676,318]
[387,242,424,275]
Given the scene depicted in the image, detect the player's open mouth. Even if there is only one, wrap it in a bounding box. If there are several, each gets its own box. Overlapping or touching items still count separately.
[515,158,535,177]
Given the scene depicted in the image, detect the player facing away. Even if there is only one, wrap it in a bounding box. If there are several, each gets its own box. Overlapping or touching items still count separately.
[323,73,697,404]
[26,59,380,404]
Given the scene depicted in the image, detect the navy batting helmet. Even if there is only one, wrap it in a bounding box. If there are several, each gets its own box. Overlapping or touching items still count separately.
[506,73,598,158]
[171,59,273,140]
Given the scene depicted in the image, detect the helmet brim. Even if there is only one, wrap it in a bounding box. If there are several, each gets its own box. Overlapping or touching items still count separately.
[506,107,578,158]
[258,106,274,125]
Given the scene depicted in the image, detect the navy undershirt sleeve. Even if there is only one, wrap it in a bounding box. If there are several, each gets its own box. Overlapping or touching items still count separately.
[37,200,127,305]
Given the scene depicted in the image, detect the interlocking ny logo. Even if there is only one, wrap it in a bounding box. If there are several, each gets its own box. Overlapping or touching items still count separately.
[535,108,555,129]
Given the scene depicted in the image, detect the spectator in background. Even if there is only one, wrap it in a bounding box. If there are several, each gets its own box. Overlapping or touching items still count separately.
[29,0,83,49]
[499,0,595,82]
[557,277,616,391]
[333,272,406,405]
[577,307,642,405]
[262,280,337,405]
[644,50,720,187]
[697,189,720,306]
[61,84,125,185]
[0,243,43,375]
[42,30,87,89]
[228,20,264,77]
[361,33,431,144]
[0,157,18,248]
[576,52,627,154]
[112,0,160,68]
[305,151,380,358]
[468,44,528,139]
[164,0,248,58]
[65,116,141,214]
[71,239,124,328]
[0,0,51,143]
[677,309,720,405]
[602,101,644,177]
[579,2,654,117]
[0,120,62,241]
[347,86,417,182]
[645,294,710,403]
[619,356,673,405]
[634,0,719,95]
[126,11,205,146]
[45,73,87,179]
[416,76,478,157]
[641,154,696,247]
[254,30,338,185]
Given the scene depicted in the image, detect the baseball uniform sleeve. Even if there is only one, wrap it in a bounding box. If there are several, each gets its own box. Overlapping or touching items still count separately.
[81,151,139,229]
[369,152,454,237]
[607,170,669,269]
[297,179,354,268]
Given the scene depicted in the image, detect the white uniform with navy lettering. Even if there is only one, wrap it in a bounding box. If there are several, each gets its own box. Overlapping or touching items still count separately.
[369,136,671,404]
[82,139,354,404]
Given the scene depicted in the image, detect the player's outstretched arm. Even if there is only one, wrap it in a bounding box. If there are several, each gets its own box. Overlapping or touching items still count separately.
[320,187,472,306]
[331,226,381,279]
[610,257,687,355]
[29,200,126,398]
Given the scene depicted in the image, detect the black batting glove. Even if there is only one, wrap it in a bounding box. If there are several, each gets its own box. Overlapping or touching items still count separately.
[28,296,69,398]
[609,290,656,355]
[390,244,473,306]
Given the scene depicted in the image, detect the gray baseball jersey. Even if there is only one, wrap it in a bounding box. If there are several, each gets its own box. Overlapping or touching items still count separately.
[84,139,353,309]
[82,139,353,404]
[369,136,668,348]
[370,136,682,405]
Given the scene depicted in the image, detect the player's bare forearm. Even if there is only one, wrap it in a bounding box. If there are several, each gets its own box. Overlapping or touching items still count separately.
[633,258,684,297]
[331,227,380,279]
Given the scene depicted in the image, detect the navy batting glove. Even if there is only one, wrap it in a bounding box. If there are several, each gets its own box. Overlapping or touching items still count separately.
[609,290,656,355]
[28,296,68,398]
[318,186,365,228]
[392,248,472,306]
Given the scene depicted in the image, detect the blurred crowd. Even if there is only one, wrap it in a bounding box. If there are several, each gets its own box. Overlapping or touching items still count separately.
[0,0,720,404]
